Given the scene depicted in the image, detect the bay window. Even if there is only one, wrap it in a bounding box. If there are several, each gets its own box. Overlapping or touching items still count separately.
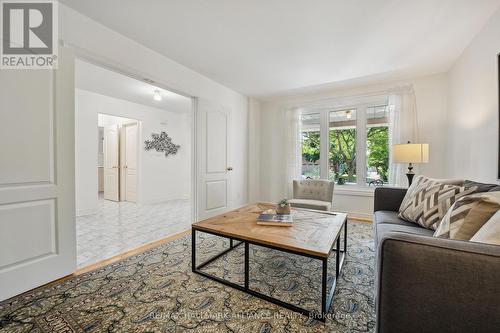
[300,97,389,187]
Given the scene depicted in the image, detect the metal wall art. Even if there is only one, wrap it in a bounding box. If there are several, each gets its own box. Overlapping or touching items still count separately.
[144,131,180,157]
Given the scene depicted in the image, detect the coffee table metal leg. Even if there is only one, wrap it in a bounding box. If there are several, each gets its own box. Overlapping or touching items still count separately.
[321,257,328,317]
[344,221,347,253]
[244,242,249,290]
[191,228,196,272]
[336,237,340,278]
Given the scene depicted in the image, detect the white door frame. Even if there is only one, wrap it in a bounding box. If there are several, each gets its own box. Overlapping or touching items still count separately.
[71,47,198,224]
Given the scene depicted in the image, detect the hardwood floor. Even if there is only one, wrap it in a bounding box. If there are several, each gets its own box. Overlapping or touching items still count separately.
[75,229,191,275]
[5,229,190,303]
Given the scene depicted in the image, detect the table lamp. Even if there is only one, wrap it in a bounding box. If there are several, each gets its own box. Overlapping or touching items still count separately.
[392,142,429,186]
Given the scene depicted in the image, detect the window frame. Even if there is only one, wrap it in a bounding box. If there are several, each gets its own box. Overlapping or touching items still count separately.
[300,95,389,188]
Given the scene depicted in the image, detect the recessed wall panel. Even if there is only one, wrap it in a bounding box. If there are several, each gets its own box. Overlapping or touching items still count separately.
[0,71,53,185]
[206,180,227,210]
[0,200,56,269]
[206,111,227,173]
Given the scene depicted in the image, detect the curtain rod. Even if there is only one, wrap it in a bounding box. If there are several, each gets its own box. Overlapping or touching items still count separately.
[286,85,414,111]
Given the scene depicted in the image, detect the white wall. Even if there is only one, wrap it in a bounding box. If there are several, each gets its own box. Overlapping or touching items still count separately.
[60,4,250,212]
[248,98,261,203]
[76,89,191,215]
[98,113,135,127]
[258,73,450,218]
[447,8,500,183]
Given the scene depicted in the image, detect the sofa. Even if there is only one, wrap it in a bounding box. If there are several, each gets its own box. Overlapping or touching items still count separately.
[373,182,500,333]
[288,179,334,211]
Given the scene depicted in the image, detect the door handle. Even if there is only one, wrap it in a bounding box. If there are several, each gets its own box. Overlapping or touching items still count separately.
[226,166,233,171]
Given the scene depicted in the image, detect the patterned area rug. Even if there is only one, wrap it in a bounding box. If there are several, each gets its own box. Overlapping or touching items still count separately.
[0,221,375,333]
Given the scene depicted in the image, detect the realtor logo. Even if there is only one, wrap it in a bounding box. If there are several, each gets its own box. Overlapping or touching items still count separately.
[1,0,58,69]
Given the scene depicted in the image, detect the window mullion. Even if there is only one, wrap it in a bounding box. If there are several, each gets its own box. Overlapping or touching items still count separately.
[356,105,367,186]
[319,110,329,180]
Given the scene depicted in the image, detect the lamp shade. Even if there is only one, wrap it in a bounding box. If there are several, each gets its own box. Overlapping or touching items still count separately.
[392,143,429,163]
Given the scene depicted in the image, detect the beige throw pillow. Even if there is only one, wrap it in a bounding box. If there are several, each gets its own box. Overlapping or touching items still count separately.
[434,192,500,240]
[470,210,500,245]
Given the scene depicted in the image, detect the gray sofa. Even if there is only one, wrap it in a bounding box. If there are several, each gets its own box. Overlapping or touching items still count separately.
[374,184,500,333]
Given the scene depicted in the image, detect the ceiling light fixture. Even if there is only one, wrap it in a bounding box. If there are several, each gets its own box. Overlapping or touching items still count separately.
[153,89,162,101]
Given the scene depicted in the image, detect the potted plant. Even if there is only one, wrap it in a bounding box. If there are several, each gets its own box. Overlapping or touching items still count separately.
[276,199,291,215]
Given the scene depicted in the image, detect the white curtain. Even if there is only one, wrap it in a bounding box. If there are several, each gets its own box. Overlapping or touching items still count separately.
[388,86,419,187]
[284,108,302,198]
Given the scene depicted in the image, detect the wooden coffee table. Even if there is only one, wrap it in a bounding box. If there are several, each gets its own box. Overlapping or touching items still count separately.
[191,203,347,321]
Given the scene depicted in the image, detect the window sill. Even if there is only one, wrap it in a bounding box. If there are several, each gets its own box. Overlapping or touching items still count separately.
[334,185,375,197]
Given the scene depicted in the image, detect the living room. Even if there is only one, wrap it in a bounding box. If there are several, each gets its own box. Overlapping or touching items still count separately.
[1,1,500,332]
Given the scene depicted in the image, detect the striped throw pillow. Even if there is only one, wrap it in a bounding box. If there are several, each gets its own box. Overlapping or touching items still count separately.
[398,176,464,214]
[399,183,477,230]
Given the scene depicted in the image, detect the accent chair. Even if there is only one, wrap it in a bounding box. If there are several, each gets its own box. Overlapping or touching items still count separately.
[289,179,334,211]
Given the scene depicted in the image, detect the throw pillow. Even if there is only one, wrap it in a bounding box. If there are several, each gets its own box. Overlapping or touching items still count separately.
[398,176,464,214]
[434,192,500,240]
[399,183,477,230]
[463,180,500,193]
[470,210,500,245]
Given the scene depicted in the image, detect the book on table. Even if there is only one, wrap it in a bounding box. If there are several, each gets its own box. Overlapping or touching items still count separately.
[257,211,293,227]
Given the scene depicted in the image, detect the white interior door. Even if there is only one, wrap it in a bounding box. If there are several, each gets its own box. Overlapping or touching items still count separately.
[103,125,120,201]
[197,99,232,220]
[0,48,76,301]
[122,123,137,202]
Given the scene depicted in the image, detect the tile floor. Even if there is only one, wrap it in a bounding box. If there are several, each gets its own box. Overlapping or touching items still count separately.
[76,197,191,268]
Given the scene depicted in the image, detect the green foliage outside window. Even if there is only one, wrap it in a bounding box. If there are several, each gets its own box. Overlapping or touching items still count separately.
[329,129,356,183]
[367,127,389,182]
[302,131,320,163]
[301,126,389,183]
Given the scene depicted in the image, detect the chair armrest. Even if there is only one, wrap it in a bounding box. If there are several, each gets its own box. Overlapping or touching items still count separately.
[377,233,500,333]
[373,187,407,212]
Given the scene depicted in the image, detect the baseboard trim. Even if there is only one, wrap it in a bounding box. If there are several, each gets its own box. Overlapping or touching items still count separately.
[76,229,190,275]
[140,196,190,205]
[337,210,373,222]
[76,208,98,216]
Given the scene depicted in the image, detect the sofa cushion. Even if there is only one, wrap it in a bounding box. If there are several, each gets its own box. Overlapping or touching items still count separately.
[374,187,408,212]
[374,211,416,227]
[373,210,431,253]
[399,181,476,230]
[376,223,434,247]
[435,192,500,241]
[289,198,331,211]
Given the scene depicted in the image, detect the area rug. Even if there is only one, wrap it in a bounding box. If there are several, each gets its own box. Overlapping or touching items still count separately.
[0,221,375,333]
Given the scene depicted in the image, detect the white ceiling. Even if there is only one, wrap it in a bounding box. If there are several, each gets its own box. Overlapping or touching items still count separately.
[75,59,191,113]
[64,0,500,98]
